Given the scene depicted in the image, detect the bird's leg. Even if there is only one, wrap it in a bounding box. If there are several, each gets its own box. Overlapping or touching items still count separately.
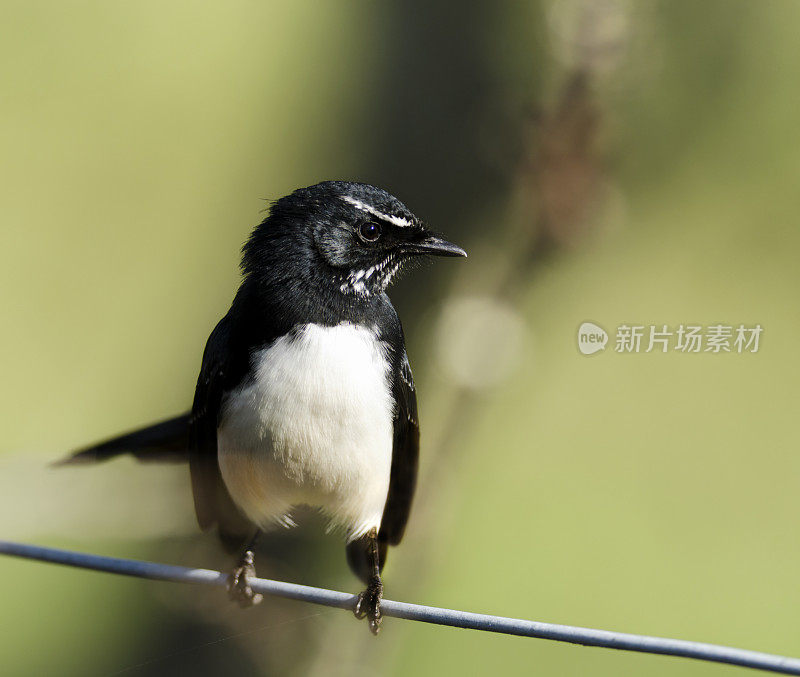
[353,528,383,634]
[228,530,263,607]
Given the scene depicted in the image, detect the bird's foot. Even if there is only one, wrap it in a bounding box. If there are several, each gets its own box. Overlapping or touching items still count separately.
[228,550,263,608]
[354,576,383,635]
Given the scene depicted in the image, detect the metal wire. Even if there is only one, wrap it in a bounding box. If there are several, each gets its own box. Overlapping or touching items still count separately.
[1,540,798,675]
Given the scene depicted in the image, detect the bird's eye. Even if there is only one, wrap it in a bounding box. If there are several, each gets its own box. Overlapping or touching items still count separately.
[358,222,382,242]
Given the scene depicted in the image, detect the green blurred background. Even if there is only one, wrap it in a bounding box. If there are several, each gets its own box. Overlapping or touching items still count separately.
[1,1,799,675]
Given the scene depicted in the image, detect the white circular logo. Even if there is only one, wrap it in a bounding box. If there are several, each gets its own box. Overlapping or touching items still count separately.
[577,322,608,355]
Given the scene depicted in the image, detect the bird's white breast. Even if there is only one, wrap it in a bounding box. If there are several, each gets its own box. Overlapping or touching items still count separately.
[217,322,394,540]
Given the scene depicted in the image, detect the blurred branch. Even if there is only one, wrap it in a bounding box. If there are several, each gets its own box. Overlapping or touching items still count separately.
[2,541,799,675]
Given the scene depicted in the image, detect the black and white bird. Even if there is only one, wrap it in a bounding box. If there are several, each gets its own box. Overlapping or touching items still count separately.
[60,181,466,634]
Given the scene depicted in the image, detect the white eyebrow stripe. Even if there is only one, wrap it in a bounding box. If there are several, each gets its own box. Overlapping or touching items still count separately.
[340,195,412,228]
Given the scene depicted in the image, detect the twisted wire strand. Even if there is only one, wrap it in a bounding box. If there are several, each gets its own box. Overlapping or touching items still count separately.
[1,540,798,675]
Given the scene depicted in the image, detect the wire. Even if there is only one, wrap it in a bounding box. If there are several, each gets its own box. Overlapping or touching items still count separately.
[1,540,798,675]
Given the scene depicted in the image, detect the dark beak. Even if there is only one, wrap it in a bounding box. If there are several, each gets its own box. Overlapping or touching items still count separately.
[407,234,467,258]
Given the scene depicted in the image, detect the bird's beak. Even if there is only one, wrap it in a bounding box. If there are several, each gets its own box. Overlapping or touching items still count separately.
[407,234,468,258]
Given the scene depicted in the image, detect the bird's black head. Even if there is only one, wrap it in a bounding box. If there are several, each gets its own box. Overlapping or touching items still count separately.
[242,181,466,300]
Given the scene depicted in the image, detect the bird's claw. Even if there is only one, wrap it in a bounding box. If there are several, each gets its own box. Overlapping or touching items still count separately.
[354,577,383,635]
[228,550,263,608]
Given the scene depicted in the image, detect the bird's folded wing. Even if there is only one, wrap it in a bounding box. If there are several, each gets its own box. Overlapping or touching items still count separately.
[380,349,420,546]
[188,314,251,542]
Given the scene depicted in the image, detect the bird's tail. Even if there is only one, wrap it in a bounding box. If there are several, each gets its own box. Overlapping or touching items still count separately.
[54,413,191,466]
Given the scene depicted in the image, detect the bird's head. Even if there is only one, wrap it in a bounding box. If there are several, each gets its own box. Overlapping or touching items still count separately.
[242,181,466,299]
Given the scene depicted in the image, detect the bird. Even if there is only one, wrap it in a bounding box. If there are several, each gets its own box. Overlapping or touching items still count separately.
[59,180,466,634]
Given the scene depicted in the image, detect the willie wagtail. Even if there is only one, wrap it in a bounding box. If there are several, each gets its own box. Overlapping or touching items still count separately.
[60,181,466,634]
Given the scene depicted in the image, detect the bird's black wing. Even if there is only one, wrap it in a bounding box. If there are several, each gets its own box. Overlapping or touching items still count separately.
[188,313,252,545]
[379,348,420,547]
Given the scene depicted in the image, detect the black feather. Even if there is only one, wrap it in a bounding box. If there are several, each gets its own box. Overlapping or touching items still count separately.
[55,414,190,466]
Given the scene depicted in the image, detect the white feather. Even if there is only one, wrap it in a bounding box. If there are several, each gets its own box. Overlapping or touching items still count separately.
[217,323,394,541]
[340,195,412,228]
